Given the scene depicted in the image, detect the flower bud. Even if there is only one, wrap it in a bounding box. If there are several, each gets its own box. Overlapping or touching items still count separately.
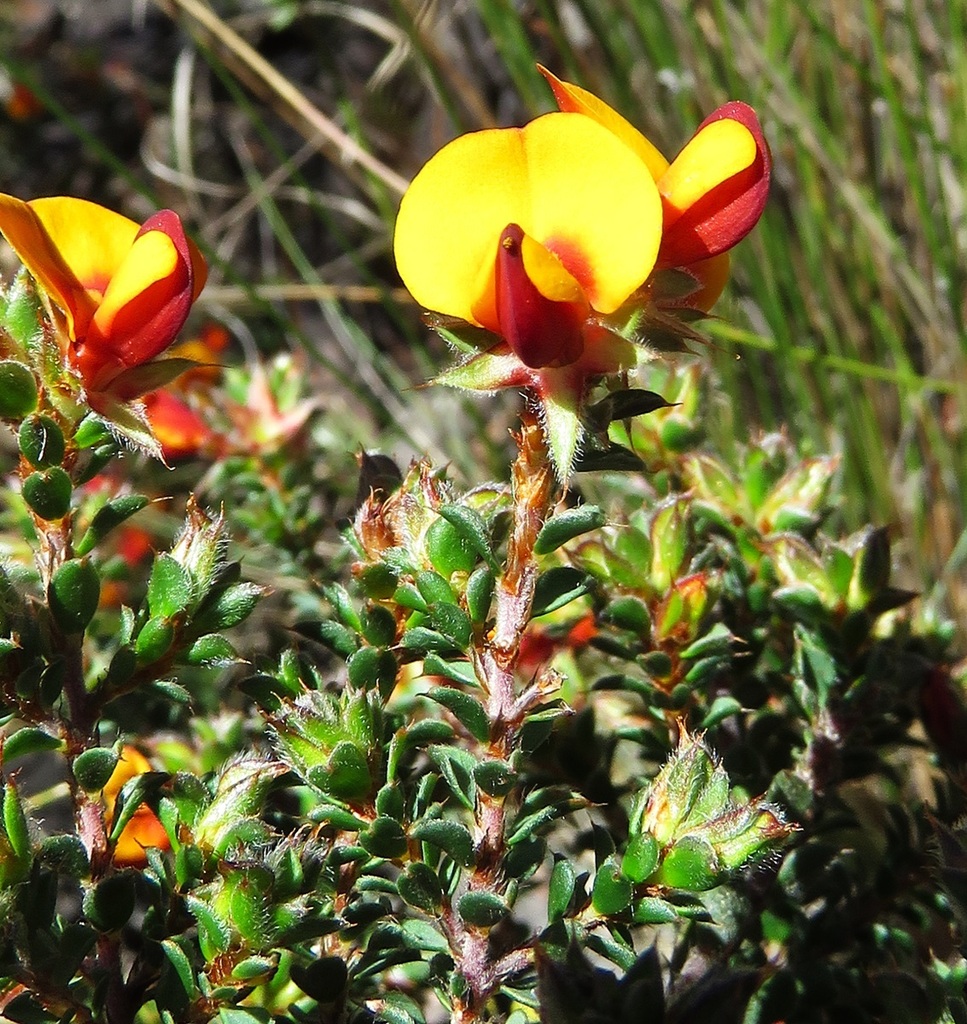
[193,757,285,857]
[267,689,380,802]
[168,496,225,602]
[629,729,796,891]
[211,864,276,949]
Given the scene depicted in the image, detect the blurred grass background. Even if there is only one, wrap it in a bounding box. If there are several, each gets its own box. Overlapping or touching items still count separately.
[1,0,965,633]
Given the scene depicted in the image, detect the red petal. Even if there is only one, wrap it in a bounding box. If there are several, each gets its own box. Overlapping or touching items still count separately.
[658,102,771,266]
[78,210,200,391]
[495,224,586,369]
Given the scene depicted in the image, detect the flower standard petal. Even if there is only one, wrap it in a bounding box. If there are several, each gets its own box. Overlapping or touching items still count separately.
[521,113,662,314]
[657,102,771,265]
[395,126,531,331]
[394,112,663,333]
[537,64,670,180]
[21,197,142,335]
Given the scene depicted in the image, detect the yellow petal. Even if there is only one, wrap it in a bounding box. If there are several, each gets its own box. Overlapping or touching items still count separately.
[0,194,93,337]
[658,120,757,221]
[537,65,670,180]
[520,232,584,303]
[523,114,662,314]
[394,112,662,327]
[91,229,180,339]
[28,197,141,288]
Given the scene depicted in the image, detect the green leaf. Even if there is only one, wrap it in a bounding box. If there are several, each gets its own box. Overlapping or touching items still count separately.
[397,862,443,912]
[465,566,495,624]
[632,897,680,924]
[160,939,198,1001]
[23,467,71,520]
[428,746,476,810]
[416,569,456,606]
[531,567,592,617]
[18,414,63,467]
[2,780,30,864]
[48,558,100,633]
[572,443,645,473]
[308,803,368,831]
[73,414,113,449]
[83,873,136,931]
[217,1009,273,1024]
[301,619,360,658]
[0,360,38,419]
[428,603,473,649]
[655,836,719,891]
[386,720,453,783]
[135,617,175,664]
[534,505,606,555]
[363,604,398,647]
[73,748,119,792]
[426,686,489,742]
[360,816,408,859]
[194,582,263,631]
[3,726,63,762]
[592,858,634,915]
[700,695,743,730]
[186,895,232,960]
[108,771,168,843]
[324,583,363,631]
[183,633,238,666]
[437,504,498,570]
[547,855,576,921]
[621,833,660,884]
[402,626,461,655]
[148,554,193,619]
[75,494,149,556]
[473,759,517,797]
[457,890,508,928]
[410,818,475,867]
[422,653,478,688]
[585,388,671,426]
[290,957,348,1002]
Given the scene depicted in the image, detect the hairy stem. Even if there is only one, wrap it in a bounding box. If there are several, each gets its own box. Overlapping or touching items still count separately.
[452,407,557,1022]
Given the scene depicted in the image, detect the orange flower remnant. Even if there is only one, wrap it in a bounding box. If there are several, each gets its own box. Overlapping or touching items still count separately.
[0,195,207,398]
[143,390,216,462]
[102,745,169,866]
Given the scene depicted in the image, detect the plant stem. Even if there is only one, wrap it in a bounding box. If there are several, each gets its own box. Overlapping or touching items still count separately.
[452,407,557,1022]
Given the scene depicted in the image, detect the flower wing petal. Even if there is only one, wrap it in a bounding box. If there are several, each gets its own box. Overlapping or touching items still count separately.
[658,102,771,264]
[27,197,141,332]
[86,210,197,375]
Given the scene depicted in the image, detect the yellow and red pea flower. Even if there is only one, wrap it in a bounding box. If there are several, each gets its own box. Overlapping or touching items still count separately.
[394,69,768,377]
[0,195,207,398]
[101,745,170,867]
